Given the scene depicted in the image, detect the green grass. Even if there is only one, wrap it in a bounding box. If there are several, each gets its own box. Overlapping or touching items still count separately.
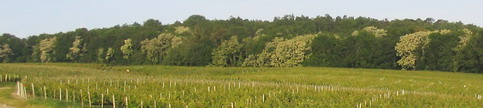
[0,63,482,107]
[0,82,79,108]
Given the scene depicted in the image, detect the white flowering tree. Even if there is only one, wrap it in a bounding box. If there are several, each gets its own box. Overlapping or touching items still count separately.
[454,29,473,51]
[120,38,134,60]
[395,30,451,70]
[352,26,387,38]
[105,47,115,63]
[140,33,182,64]
[242,34,316,67]
[39,37,57,63]
[175,26,190,34]
[66,36,87,61]
[452,29,475,71]
[0,44,14,62]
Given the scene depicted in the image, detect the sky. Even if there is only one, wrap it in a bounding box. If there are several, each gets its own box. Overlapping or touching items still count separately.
[0,0,482,38]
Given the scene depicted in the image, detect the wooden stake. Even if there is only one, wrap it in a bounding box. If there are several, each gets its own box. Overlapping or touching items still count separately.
[101,94,104,108]
[16,82,20,96]
[80,89,84,107]
[66,89,69,101]
[24,84,27,99]
[124,96,128,108]
[123,82,126,92]
[112,95,116,108]
[53,90,56,100]
[59,88,62,100]
[43,86,47,99]
[262,94,265,102]
[88,91,92,107]
[31,83,35,98]
[72,90,75,102]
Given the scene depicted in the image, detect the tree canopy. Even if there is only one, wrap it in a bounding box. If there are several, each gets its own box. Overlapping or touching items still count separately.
[0,14,481,73]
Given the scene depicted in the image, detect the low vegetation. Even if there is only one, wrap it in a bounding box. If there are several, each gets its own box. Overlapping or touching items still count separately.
[0,63,482,107]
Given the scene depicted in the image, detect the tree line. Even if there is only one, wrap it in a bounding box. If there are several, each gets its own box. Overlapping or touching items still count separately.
[0,15,482,73]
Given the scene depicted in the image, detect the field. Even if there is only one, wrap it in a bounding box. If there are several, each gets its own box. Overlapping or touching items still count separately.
[0,63,482,107]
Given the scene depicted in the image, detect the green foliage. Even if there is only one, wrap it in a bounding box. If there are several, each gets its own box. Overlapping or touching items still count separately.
[270,34,315,67]
[352,26,387,38]
[0,34,26,62]
[39,37,57,63]
[174,26,190,35]
[454,30,483,73]
[0,44,14,62]
[454,29,473,51]
[303,34,343,67]
[395,31,436,70]
[120,38,134,60]
[31,45,40,62]
[140,33,181,64]
[304,27,395,69]
[143,19,162,28]
[343,27,391,68]
[0,15,481,72]
[183,15,207,26]
[211,36,244,66]
[243,29,270,57]
[97,48,105,63]
[66,36,87,61]
[243,34,315,67]
[423,32,459,71]
[105,47,114,63]
[394,29,481,72]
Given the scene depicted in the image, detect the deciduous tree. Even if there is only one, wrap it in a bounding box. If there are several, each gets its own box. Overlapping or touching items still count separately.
[66,36,87,61]
[120,38,134,60]
[140,33,181,64]
[211,36,243,66]
[39,37,57,63]
[0,44,14,62]
[97,48,105,63]
[105,47,114,63]
[352,26,387,38]
[243,34,316,67]
[395,30,450,70]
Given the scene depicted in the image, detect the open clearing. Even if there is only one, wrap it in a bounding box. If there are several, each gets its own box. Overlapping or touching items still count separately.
[0,63,482,107]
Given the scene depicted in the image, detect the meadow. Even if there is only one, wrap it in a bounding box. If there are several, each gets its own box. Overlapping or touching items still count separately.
[0,63,482,107]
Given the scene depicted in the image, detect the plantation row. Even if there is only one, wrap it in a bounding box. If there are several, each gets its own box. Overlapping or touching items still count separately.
[1,64,483,107]
[0,74,20,82]
[8,75,481,107]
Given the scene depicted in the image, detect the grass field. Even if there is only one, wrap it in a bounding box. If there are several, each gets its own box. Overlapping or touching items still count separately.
[0,82,78,108]
[0,63,482,107]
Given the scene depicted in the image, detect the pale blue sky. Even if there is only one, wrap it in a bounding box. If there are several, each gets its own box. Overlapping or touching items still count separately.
[0,0,481,38]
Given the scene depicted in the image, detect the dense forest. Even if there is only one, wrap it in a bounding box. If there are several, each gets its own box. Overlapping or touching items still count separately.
[0,15,482,73]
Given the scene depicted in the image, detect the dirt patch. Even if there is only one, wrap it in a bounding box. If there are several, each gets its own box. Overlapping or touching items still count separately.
[0,87,11,90]
[10,92,24,101]
[0,103,14,108]
[0,87,15,108]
